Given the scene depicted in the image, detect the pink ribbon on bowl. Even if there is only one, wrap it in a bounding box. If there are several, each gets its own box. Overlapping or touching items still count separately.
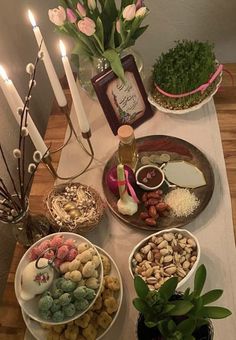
[117,170,139,203]
[155,64,223,98]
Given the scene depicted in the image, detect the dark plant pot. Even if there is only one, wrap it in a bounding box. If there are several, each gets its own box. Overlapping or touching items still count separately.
[136,314,214,340]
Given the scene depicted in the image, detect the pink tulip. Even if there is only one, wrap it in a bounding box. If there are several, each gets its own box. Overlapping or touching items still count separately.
[123,4,136,21]
[48,6,66,26]
[66,8,77,23]
[136,0,144,10]
[78,17,96,36]
[116,19,121,34]
[88,0,96,10]
[135,6,147,17]
[77,2,86,17]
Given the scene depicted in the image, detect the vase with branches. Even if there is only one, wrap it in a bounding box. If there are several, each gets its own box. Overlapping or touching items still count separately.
[0,48,52,246]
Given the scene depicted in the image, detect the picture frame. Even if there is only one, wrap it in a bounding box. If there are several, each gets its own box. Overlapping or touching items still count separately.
[91,54,153,135]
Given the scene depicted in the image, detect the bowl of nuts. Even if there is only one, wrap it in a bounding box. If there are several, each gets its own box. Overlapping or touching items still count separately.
[128,228,200,290]
[46,183,105,233]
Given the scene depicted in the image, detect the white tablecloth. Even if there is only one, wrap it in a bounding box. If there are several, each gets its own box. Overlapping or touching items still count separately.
[51,92,236,340]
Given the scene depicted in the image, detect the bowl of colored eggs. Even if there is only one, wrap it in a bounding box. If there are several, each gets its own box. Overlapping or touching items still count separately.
[15,232,103,325]
[45,183,105,234]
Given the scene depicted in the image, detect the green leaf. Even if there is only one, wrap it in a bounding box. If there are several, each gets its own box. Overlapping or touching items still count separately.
[169,301,193,316]
[134,276,149,299]
[103,49,125,81]
[96,17,104,48]
[200,306,232,319]
[145,320,158,328]
[72,41,92,57]
[158,320,175,337]
[194,264,206,297]
[162,304,175,314]
[158,277,178,301]
[108,22,116,49]
[177,319,196,335]
[201,290,223,305]
[132,25,149,40]
[133,298,150,314]
[168,319,177,333]
[184,288,191,299]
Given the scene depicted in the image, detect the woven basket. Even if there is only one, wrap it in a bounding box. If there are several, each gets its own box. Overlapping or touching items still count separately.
[45,183,105,234]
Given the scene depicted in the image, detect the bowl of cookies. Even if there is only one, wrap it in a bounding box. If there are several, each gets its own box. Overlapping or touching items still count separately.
[45,183,105,233]
[21,247,123,339]
[15,232,103,325]
[129,228,200,290]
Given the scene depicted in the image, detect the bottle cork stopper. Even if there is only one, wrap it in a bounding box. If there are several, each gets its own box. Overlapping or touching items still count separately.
[117,125,134,143]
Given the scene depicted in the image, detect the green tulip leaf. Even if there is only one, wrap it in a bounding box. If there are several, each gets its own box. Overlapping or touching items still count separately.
[96,17,104,48]
[103,49,125,81]
[108,22,116,49]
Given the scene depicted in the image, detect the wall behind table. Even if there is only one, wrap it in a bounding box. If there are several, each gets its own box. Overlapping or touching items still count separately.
[136,0,236,71]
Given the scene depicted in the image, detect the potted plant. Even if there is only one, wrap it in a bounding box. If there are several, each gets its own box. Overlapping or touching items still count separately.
[149,40,223,114]
[48,0,149,96]
[133,264,231,339]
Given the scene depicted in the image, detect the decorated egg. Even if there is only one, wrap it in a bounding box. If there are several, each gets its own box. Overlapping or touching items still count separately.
[20,258,54,301]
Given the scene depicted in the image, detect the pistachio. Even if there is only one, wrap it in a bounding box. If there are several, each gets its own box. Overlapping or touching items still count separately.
[160,248,169,256]
[141,244,151,254]
[145,268,154,277]
[156,236,164,244]
[177,267,186,278]
[165,265,177,275]
[147,250,154,262]
[163,255,173,263]
[187,238,196,248]
[146,277,157,284]
[163,233,174,242]
[134,252,143,262]
[154,272,161,280]
[190,256,197,262]
[183,261,190,270]
[157,240,168,249]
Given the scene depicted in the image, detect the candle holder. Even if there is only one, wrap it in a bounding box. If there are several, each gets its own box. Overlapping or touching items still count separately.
[43,128,94,181]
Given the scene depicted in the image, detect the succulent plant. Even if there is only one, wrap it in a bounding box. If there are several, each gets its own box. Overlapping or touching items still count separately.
[133,264,231,340]
[152,40,220,110]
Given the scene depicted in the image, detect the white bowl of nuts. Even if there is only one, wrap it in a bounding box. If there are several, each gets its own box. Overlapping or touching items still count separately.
[129,228,200,290]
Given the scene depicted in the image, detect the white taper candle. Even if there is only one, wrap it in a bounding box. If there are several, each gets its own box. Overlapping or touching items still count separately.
[59,40,90,134]
[0,66,49,156]
[28,10,67,108]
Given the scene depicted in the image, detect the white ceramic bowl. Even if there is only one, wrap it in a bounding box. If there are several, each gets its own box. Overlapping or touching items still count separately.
[21,246,123,339]
[15,232,103,325]
[128,228,200,290]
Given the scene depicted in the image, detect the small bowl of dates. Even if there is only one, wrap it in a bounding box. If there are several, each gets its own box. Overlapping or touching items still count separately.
[128,228,200,290]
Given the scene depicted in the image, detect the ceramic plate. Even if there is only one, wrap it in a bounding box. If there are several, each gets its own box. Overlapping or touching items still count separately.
[15,232,103,325]
[22,246,123,340]
[102,135,214,231]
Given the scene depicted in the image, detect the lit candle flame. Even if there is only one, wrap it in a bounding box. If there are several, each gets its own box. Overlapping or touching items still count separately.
[28,9,37,27]
[0,66,9,82]
[59,40,67,58]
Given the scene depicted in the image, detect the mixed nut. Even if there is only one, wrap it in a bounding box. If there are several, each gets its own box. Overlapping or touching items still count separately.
[139,190,170,227]
[131,231,198,290]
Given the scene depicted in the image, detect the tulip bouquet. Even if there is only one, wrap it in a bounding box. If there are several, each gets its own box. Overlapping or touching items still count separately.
[49,0,149,81]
